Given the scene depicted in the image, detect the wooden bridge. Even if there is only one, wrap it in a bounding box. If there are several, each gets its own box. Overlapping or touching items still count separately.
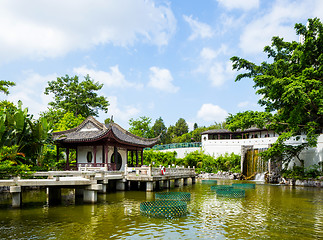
[0,165,196,208]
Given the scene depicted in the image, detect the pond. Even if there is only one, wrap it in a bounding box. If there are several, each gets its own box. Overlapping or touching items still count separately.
[0,180,322,239]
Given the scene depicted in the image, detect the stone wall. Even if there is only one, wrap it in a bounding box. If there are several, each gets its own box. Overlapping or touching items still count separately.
[281,178,323,187]
[0,186,9,193]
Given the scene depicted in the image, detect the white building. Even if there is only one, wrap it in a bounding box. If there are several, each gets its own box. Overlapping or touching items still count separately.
[201,128,323,177]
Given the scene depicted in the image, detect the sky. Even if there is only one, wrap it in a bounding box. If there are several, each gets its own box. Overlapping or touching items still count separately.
[1,0,322,130]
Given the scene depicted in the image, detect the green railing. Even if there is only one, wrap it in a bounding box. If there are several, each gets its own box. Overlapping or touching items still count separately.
[145,142,201,151]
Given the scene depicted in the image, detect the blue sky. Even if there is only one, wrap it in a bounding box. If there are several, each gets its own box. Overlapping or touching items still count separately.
[1,0,322,130]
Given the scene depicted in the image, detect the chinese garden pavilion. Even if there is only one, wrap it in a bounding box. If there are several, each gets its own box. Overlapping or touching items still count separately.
[53,116,159,171]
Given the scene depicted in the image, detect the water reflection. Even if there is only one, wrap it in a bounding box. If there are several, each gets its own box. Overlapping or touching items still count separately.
[0,181,322,239]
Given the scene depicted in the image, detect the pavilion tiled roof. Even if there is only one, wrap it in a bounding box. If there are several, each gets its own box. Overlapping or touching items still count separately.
[53,116,159,147]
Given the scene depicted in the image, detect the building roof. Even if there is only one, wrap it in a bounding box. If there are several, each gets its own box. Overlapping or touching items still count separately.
[200,127,268,135]
[52,116,159,148]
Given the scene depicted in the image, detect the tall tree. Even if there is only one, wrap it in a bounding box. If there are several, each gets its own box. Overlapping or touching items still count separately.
[54,112,85,132]
[228,18,323,164]
[152,117,167,143]
[164,125,176,144]
[128,116,154,138]
[0,80,15,95]
[174,118,189,137]
[44,74,109,118]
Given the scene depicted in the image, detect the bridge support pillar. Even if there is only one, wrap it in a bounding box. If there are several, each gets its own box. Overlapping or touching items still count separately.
[163,180,170,189]
[174,179,180,187]
[192,177,196,184]
[75,188,84,197]
[10,186,21,208]
[183,178,188,186]
[116,180,126,191]
[99,184,107,193]
[83,190,97,203]
[146,181,154,192]
[83,184,102,203]
[158,180,164,189]
[128,181,138,190]
[48,187,62,205]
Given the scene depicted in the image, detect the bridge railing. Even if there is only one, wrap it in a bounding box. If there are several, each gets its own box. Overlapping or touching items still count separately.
[125,165,195,177]
[145,142,201,151]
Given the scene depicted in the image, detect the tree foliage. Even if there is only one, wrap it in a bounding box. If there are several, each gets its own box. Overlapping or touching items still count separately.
[151,117,167,143]
[229,18,323,162]
[54,111,85,132]
[143,150,240,174]
[226,111,273,131]
[143,149,177,166]
[174,118,189,137]
[0,101,52,166]
[128,116,154,138]
[171,122,227,143]
[0,80,15,95]
[44,74,109,118]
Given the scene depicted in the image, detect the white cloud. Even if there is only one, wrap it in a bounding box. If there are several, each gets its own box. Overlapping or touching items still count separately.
[0,0,176,62]
[197,104,228,122]
[217,0,259,11]
[148,67,179,93]
[107,96,140,122]
[6,71,57,117]
[200,48,217,60]
[237,101,250,108]
[73,65,142,89]
[200,45,228,61]
[208,61,235,87]
[183,15,214,40]
[239,0,323,54]
[196,46,234,87]
[237,100,259,109]
[186,121,195,132]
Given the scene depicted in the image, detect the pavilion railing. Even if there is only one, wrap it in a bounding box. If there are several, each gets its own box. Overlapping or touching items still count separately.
[77,163,116,171]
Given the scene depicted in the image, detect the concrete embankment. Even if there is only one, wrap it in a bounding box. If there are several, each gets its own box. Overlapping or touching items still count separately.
[198,172,241,180]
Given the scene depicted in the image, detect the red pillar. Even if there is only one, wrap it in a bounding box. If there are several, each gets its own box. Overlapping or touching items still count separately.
[131,151,134,167]
[105,145,109,164]
[136,150,138,167]
[102,145,104,164]
[93,146,97,167]
[56,146,60,162]
[76,147,78,168]
[141,150,143,166]
[66,147,70,170]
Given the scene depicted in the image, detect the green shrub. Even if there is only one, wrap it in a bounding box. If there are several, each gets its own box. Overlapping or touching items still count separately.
[182,151,240,173]
[143,150,241,174]
[0,160,31,179]
[143,150,177,167]
[281,164,322,180]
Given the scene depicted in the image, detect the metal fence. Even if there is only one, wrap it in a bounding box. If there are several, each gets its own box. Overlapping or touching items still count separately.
[144,142,201,151]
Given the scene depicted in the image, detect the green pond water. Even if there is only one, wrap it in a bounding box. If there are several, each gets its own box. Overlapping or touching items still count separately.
[0,180,322,239]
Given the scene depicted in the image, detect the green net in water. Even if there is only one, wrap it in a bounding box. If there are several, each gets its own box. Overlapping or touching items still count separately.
[216,189,245,198]
[140,200,187,218]
[232,183,256,189]
[210,185,233,191]
[202,179,217,184]
[155,192,191,201]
